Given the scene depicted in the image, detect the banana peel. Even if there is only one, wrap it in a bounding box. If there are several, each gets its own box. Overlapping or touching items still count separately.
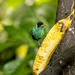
[33,10,74,75]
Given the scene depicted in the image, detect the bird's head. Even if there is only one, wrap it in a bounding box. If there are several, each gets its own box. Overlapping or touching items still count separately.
[37,22,45,28]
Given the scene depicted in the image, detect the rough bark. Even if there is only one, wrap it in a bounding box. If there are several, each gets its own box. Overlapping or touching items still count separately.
[40,46,75,75]
[73,0,75,38]
[40,0,75,75]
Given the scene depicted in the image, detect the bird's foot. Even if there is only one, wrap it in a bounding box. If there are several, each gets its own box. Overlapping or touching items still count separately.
[37,41,41,47]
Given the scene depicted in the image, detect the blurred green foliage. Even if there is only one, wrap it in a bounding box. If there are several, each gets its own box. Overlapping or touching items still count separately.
[0,0,57,75]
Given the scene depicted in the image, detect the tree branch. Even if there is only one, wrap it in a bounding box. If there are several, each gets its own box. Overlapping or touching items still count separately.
[40,46,75,75]
[40,0,75,75]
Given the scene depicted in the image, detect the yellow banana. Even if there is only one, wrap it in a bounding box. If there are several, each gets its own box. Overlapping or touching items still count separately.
[33,10,74,75]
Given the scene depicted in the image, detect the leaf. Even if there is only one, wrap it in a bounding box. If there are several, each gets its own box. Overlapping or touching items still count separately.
[3,54,35,75]
[3,60,21,75]
[34,0,51,6]
[24,68,32,75]
[0,42,13,53]
[7,0,25,8]
[0,41,22,53]
[4,26,35,47]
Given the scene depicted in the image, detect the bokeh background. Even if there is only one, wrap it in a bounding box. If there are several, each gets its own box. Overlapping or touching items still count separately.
[0,0,57,75]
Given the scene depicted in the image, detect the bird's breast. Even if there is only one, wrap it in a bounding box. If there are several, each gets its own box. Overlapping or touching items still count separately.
[35,28,44,39]
[32,27,45,40]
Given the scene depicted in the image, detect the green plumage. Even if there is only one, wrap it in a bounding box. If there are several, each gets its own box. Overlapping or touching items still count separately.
[31,22,45,41]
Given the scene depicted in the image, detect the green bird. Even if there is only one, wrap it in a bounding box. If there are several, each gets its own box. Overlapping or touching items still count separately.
[31,22,46,45]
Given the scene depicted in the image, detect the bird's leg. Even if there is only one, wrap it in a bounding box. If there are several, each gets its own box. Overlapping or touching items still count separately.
[37,41,41,47]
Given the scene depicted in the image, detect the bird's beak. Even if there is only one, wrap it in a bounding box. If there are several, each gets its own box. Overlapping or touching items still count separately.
[41,25,46,27]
